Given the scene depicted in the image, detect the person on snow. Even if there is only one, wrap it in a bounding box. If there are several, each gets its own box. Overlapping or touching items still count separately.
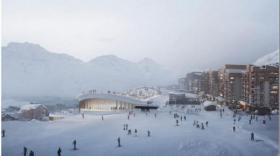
[73,140,77,150]
[251,132,254,141]
[193,120,196,126]
[263,120,266,124]
[123,124,126,130]
[206,121,208,127]
[24,147,27,156]
[176,120,179,126]
[201,123,205,130]
[102,115,104,120]
[82,113,84,119]
[249,119,252,125]
[128,129,131,135]
[180,116,183,121]
[147,130,151,137]
[135,129,138,136]
[234,119,236,124]
[184,116,186,120]
[117,137,121,147]
[2,129,5,137]
[154,113,157,118]
[233,126,236,132]
[128,115,130,120]
[57,147,62,156]
[29,150,34,156]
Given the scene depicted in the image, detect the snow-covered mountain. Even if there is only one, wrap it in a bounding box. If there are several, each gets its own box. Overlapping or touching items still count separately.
[254,49,279,66]
[2,42,176,98]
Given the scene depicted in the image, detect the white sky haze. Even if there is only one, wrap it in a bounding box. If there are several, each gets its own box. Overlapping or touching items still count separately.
[2,0,279,75]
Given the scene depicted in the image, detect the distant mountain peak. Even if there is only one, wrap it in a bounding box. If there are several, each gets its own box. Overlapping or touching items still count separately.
[5,42,46,52]
[254,49,279,66]
[138,57,159,65]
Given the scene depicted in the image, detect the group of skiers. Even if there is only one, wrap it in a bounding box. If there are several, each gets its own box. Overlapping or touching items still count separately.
[174,113,187,126]
[23,147,34,156]
[193,120,208,130]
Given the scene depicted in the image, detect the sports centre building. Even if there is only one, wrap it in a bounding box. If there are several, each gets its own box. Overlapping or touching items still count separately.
[78,91,158,112]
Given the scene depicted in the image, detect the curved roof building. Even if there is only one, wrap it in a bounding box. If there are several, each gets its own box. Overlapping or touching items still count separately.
[78,91,158,112]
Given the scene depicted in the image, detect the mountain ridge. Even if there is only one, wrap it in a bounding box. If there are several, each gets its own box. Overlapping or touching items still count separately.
[2,42,176,98]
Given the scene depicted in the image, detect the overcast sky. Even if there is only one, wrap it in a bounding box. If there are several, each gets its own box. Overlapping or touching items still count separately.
[2,0,279,76]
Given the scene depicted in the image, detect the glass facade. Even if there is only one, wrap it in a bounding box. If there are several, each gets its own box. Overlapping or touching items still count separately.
[80,99,134,111]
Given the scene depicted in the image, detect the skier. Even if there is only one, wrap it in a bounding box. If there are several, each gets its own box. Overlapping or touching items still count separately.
[57,147,62,156]
[73,140,77,150]
[196,124,200,128]
[233,126,236,132]
[249,119,251,125]
[268,115,271,121]
[176,120,179,126]
[128,129,131,135]
[128,115,130,120]
[2,129,5,137]
[251,132,254,141]
[134,129,138,136]
[263,120,266,124]
[184,116,186,120]
[147,130,151,137]
[102,115,104,120]
[123,124,126,130]
[180,116,182,121]
[24,147,27,156]
[234,119,236,124]
[126,124,128,130]
[154,113,157,118]
[193,120,196,126]
[82,113,84,119]
[29,150,34,156]
[117,137,121,147]
[206,121,208,127]
[201,123,204,130]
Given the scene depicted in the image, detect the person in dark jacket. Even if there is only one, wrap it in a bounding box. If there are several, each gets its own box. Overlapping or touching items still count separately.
[73,140,77,150]
[206,121,208,127]
[57,147,62,156]
[251,132,254,141]
[147,130,151,137]
[24,147,27,156]
[29,150,34,156]
[117,137,121,147]
[2,129,5,137]
[233,126,236,132]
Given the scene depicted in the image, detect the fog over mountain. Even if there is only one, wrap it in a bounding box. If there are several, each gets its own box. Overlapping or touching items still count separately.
[2,42,176,98]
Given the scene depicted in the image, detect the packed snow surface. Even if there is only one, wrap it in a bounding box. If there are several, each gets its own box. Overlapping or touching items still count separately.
[2,99,278,156]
